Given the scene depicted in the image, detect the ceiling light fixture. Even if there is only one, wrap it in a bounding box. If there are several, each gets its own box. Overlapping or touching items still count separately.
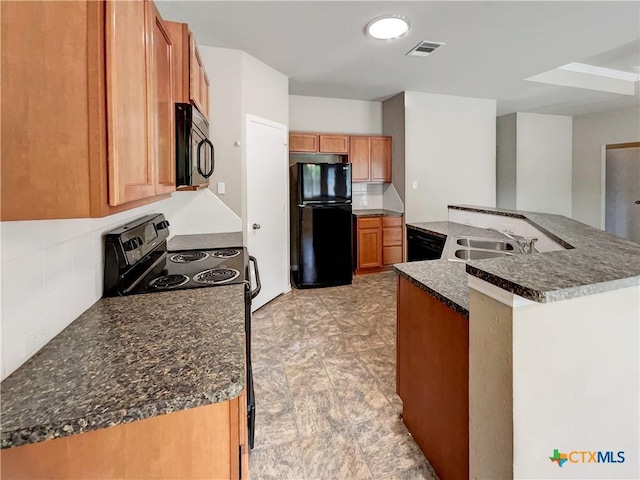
[366,15,410,40]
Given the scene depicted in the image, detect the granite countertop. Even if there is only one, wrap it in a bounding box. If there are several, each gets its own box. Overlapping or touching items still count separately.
[352,209,403,217]
[395,206,640,311]
[1,285,246,449]
[396,223,508,316]
[168,232,244,251]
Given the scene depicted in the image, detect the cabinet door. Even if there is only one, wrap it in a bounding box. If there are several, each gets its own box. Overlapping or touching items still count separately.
[319,135,348,154]
[358,228,382,268]
[106,0,155,206]
[349,136,371,182]
[148,2,175,195]
[371,136,392,182]
[289,133,318,153]
[189,33,204,115]
[201,70,210,119]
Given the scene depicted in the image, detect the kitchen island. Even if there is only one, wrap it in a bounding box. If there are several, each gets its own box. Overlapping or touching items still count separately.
[1,284,249,479]
[395,205,640,480]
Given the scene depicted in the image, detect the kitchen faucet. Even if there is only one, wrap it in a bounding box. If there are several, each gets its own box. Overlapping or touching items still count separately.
[486,228,538,253]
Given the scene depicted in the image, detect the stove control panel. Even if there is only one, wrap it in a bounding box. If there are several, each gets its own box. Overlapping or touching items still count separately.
[105,214,171,267]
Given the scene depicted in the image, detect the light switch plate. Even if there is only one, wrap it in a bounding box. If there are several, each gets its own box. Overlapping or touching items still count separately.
[412,181,418,190]
[217,182,226,195]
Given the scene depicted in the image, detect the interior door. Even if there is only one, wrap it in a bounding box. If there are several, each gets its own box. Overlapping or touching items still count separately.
[605,144,640,243]
[246,115,288,311]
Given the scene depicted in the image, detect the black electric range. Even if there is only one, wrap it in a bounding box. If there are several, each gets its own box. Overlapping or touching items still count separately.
[103,213,258,449]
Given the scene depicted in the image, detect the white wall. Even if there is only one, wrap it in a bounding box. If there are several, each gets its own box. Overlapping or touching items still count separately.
[496,113,517,209]
[573,105,640,228]
[289,95,382,134]
[383,93,406,204]
[199,46,289,221]
[240,52,289,240]
[513,285,639,479]
[517,113,572,216]
[404,91,497,223]
[200,46,243,217]
[0,191,241,380]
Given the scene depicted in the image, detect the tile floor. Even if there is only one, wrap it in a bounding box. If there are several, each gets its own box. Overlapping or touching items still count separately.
[249,272,438,480]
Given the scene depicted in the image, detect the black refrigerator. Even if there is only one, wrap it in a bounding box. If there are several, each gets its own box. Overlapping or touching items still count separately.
[290,162,353,288]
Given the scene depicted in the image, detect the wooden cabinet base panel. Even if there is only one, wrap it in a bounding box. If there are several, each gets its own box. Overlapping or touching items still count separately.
[397,276,469,480]
[355,265,393,275]
[1,396,246,480]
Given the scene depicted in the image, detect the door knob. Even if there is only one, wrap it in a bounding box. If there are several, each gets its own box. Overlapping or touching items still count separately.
[252,223,261,230]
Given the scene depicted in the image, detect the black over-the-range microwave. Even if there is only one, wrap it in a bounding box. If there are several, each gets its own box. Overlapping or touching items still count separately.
[175,103,214,187]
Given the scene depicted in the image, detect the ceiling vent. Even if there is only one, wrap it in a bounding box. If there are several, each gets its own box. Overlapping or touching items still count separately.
[406,41,446,57]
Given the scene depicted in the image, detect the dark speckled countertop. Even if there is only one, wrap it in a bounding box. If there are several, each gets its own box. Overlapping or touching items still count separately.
[396,223,507,316]
[395,206,640,312]
[352,209,403,217]
[1,285,246,449]
[168,232,244,251]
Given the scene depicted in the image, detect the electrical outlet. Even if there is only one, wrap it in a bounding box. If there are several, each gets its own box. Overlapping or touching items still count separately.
[462,217,473,226]
[412,181,418,190]
[502,224,515,234]
[361,196,368,206]
[217,182,226,195]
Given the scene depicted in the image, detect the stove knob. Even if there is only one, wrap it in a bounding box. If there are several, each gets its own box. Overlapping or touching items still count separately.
[157,220,170,230]
[123,236,143,251]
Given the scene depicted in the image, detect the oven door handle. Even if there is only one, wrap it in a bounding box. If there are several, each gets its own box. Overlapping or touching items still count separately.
[197,138,214,178]
[249,256,261,299]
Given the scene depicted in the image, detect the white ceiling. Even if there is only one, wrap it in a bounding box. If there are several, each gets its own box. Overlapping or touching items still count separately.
[156,1,640,116]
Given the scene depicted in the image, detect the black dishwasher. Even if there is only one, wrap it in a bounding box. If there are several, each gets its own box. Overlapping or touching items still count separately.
[407,227,446,261]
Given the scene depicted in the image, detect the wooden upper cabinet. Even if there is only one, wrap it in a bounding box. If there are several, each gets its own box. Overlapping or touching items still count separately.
[0,0,175,220]
[189,33,209,119]
[148,1,175,195]
[319,135,348,154]
[163,22,209,120]
[349,136,371,182]
[371,136,392,183]
[289,133,319,153]
[106,0,154,206]
[349,135,392,183]
[289,132,349,154]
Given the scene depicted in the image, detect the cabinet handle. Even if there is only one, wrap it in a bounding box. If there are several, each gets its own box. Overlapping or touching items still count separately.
[238,444,243,480]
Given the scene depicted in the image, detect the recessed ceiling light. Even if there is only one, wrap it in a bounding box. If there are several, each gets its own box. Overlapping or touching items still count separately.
[366,15,410,40]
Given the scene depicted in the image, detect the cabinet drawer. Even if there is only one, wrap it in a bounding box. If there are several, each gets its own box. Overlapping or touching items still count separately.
[382,216,402,227]
[383,246,403,265]
[319,135,348,154]
[358,216,381,229]
[383,227,403,247]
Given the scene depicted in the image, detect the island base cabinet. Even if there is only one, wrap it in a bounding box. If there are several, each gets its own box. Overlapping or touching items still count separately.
[1,391,248,480]
[396,276,469,480]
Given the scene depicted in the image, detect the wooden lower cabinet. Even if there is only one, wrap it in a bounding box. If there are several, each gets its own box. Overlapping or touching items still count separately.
[1,391,249,480]
[397,277,469,480]
[357,218,383,269]
[355,215,403,273]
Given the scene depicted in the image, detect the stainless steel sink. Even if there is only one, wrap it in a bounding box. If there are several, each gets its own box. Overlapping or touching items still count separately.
[456,237,516,251]
[453,249,515,261]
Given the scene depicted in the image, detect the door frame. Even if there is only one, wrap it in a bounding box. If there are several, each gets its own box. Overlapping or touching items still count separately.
[600,141,640,230]
[245,114,291,308]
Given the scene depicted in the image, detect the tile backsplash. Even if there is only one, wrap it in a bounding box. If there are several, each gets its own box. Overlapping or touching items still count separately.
[352,183,404,213]
[0,190,241,380]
